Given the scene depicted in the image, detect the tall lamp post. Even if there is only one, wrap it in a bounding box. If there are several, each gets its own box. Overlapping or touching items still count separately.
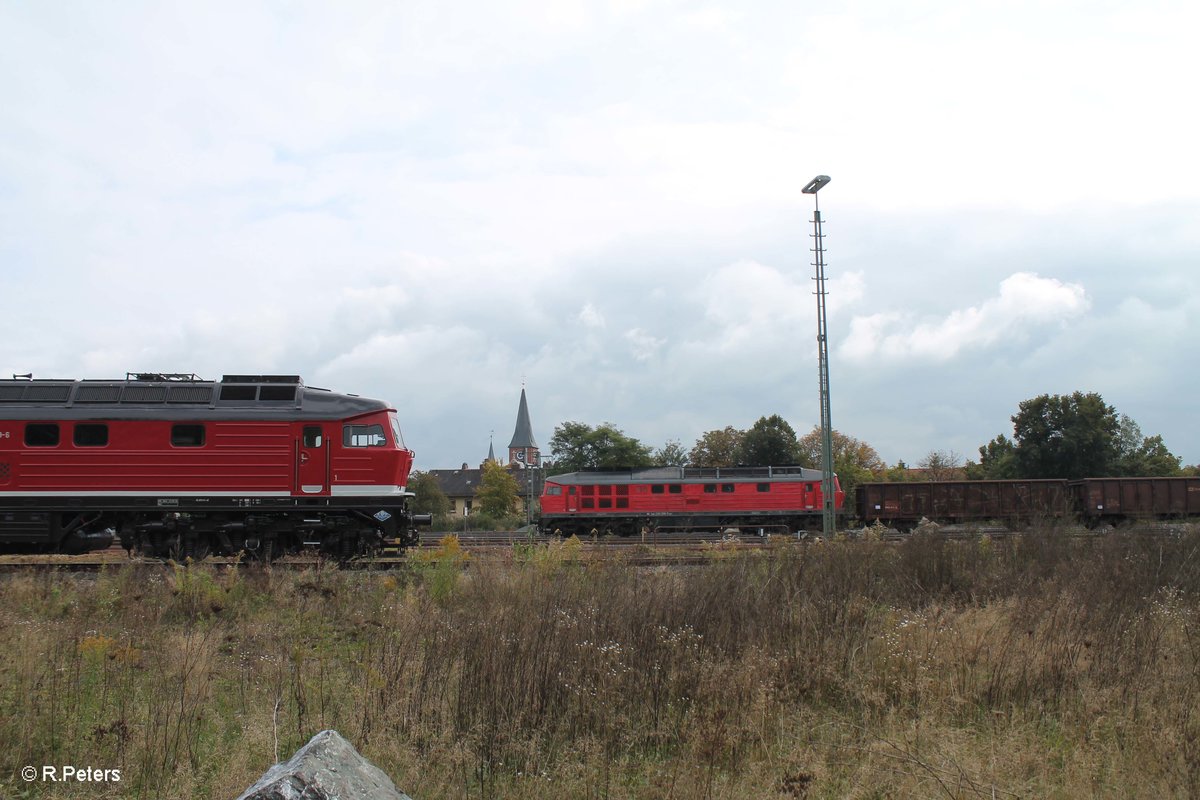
[803,175,836,537]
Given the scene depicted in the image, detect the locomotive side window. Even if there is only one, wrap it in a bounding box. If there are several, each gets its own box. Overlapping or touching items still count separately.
[74,424,109,447]
[757,483,771,492]
[668,484,682,494]
[303,426,323,447]
[25,423,60,447]
[704,484,717,493]
[722,483,735,493]
[651,485,665,494]
[343,424,387,447]
[171,424,206,447]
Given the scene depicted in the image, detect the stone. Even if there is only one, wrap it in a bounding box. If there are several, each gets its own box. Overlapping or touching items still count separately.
[236,729,413,800]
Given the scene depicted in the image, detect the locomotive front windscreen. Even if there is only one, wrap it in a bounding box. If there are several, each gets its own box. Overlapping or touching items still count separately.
[389,413,406,449]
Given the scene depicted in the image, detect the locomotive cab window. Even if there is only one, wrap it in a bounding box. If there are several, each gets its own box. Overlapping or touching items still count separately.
[303,426,323,447]
[389,415,406,449]
[25,423,60,447]
[74,424,109,447]
[171,424,206,447]
[343,424,387,447]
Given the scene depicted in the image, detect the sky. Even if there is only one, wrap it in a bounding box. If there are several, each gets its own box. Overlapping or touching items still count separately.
[2,0,1198,471]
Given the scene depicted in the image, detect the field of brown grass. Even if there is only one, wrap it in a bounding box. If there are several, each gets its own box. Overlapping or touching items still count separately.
[1,527,1198,799]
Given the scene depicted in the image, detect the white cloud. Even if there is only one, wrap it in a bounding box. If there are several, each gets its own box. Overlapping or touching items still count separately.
[578,303,606,329]
[624,328,666,361]
[841,272,1089,363]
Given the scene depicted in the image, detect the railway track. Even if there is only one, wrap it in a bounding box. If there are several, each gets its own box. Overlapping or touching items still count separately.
[0,522,1186,571]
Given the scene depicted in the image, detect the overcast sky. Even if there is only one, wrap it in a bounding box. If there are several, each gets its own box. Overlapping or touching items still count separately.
[3,0,1197,470]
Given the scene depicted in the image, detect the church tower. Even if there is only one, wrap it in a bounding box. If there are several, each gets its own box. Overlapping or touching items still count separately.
[507,387,539,467]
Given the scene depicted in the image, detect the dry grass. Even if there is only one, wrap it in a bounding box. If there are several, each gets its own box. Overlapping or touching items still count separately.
[1,527,1199,798]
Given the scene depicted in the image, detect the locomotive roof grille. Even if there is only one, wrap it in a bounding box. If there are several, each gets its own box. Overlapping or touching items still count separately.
[0,374,388,420]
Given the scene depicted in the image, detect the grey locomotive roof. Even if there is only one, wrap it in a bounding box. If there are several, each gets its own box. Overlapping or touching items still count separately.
[0,374,390,421]
[507,387,537,449]
[547,466,829,485]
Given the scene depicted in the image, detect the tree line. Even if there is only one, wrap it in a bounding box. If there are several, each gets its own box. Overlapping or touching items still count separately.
[410,391,1195,524]
[545,391,1193,486]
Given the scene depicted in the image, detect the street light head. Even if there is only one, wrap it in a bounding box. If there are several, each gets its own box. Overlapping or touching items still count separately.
[802,175,831,194]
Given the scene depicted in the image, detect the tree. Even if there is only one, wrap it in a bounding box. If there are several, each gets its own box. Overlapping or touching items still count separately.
[737,415,801,466]
[969,434,1018,479]
[796,427,885,501]
[918,449,963,481]
[1011,392,1121,479]
[980,392,1181,479]
[476,460,521,518]
[1115,415,1182,476]
[653,439,689,466]
[689,427,744,467]
[408,471,451,517]
[882,459,915,482]
[548,422,654,472]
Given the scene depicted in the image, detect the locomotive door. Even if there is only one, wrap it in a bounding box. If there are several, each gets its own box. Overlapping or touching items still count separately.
[297,425,329,494]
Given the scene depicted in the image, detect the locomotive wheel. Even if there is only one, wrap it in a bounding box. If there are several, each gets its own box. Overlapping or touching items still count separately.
[186,538,211,561]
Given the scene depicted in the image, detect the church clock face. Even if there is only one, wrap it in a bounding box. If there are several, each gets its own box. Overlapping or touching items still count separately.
[515,450,526,463]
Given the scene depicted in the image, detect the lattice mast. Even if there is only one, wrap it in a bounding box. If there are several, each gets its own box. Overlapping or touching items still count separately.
[804,175,836,537]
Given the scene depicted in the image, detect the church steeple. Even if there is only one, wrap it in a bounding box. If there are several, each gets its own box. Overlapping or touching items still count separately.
[507,387,539,467]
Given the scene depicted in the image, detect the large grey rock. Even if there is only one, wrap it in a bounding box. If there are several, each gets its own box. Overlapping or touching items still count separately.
[236,730,412,800]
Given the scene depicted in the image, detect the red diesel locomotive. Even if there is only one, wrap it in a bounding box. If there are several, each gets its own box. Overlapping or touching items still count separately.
[0,373,425,559]
[539,466,845,536]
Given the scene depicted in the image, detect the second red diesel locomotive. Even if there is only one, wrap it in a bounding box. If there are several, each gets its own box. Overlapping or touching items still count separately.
[539,465,845,536]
